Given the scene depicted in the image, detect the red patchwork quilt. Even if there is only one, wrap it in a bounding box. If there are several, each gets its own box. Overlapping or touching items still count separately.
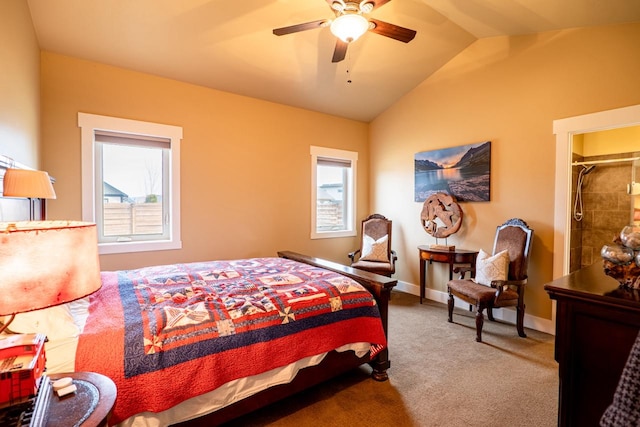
[76,257,386,425]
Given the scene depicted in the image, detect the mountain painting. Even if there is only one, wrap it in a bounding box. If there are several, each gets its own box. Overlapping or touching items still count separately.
[415,141,491,202]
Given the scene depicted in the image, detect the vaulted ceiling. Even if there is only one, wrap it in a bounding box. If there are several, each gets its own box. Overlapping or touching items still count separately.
[27,0,640,122]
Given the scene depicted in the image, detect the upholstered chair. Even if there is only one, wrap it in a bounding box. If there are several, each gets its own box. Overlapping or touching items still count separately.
[447,218,533,342]
[348,214,398,277]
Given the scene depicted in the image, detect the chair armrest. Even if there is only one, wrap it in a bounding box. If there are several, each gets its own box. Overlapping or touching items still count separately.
[391,250,398,263]
[491,277,528,298]
[491,277,527,289]
[348,249,360,262]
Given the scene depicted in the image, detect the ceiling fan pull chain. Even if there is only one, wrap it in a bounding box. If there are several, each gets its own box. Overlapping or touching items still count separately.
[346,50,350,83]
[346,52,353,84]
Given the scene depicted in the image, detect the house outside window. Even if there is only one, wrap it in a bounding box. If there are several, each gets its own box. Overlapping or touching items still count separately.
[79,113,182,254]
[310,146,357,239]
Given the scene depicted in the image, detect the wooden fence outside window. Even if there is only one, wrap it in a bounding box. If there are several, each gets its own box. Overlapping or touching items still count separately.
[103,203,163,236]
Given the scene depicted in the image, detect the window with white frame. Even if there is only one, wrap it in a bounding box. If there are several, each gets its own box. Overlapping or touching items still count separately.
[79,113,182,254]
[310,146,357,239]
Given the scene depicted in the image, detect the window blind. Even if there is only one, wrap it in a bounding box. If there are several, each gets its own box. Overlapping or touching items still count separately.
[317,157,352,168]
[94,130,170,149]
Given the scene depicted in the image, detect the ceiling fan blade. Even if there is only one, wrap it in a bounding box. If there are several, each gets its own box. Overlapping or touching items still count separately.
[368,18,416,43]
[332,40,348,63]
[273,19,328,36]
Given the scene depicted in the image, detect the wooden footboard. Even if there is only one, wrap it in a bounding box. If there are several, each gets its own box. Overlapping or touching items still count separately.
[174,252,397,427]
[277,251,397,381]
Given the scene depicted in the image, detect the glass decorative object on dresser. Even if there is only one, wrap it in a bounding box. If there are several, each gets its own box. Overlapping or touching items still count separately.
[602,225,640,289]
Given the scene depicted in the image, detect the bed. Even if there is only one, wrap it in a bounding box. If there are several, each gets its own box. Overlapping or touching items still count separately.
[0,161,396,426]
[34,251,396,426]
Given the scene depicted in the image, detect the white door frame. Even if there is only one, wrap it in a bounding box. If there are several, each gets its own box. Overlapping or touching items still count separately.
[553,104,640,279]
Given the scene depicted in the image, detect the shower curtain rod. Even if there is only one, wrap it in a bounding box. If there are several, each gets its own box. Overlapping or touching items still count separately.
[572,156,640,166]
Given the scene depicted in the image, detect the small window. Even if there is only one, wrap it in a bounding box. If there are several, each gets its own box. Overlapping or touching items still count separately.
[79,113,182,254]
[310,146,357,239]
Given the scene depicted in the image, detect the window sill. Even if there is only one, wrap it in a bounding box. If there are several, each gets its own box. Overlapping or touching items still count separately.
[310,230,356,239]
[98,239,182,255]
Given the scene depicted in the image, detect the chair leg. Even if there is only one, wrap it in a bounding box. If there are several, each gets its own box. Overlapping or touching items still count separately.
[516,304,527,338]
[475,306,484,342]
[487,307,495,321]
[447,293,454,323]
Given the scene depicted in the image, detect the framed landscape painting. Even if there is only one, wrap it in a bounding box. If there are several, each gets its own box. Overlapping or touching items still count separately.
[414,141,491,202]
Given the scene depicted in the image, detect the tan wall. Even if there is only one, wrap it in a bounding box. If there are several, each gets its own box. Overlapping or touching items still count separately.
[0,0,40,168]
[583,126,640,156]
[370,23,640,321]
[40,52,369,271]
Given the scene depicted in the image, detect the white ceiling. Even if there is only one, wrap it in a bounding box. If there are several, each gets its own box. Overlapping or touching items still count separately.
[27,0,640,122]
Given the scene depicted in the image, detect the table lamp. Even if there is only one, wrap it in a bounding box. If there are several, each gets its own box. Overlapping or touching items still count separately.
[0,221,102,409]
[2,168,57,220]
[0,221,102,334]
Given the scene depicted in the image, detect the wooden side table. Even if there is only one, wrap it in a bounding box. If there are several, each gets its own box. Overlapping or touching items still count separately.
[46,372,116,427]
[418,245,478,303]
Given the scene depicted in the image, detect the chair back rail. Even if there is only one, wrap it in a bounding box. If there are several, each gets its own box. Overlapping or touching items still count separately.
[493,218,533,282]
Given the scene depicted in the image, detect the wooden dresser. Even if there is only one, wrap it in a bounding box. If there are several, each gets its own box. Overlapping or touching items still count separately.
[545,263,640,427]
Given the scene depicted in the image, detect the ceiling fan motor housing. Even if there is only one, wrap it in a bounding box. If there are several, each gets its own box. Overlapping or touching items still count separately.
[332,1,375,14]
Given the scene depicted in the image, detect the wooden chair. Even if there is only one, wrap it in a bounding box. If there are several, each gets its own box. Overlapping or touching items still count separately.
[348,214,397,277]
[447,218,533,342]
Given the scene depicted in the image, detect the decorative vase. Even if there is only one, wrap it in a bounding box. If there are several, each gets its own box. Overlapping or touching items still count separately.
[602,225,640,289]
[620,226,640,250]
[601,244,635,265]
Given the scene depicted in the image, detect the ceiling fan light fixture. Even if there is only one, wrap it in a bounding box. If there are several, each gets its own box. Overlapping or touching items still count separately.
[331,1,345,12]
[359,1,374,13]
[330,13,369,43]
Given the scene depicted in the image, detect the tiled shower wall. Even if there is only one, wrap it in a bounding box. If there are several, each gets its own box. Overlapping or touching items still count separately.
[570,151,639,273]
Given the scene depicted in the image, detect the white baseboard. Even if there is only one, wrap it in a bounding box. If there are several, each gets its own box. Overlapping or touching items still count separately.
[394,280,556,336]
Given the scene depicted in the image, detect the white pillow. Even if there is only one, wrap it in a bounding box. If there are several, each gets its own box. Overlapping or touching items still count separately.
[2,304,80,340]
[360,234,389,262]
[473,249,509,286]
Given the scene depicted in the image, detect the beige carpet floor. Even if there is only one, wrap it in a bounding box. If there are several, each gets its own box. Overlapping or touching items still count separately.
[224,291,559,426]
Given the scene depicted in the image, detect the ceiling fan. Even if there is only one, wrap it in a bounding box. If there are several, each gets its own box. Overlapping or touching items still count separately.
[272,0,417,63]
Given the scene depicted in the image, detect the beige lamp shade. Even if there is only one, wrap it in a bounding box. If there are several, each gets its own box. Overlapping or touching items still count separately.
[3,168,56,199]
[0,221,101,315]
